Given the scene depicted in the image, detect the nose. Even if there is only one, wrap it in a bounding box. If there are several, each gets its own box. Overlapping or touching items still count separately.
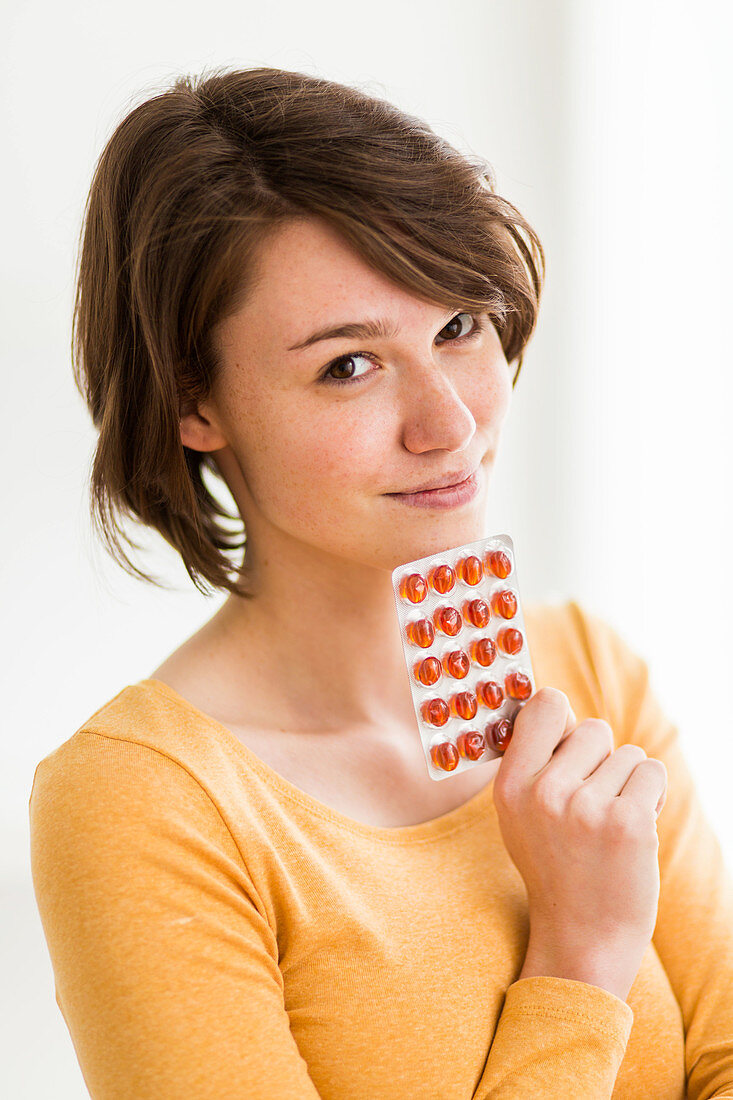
[399,360,477,455]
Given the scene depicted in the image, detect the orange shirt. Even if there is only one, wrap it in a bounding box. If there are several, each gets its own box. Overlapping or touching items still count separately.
[28,600,733,1098]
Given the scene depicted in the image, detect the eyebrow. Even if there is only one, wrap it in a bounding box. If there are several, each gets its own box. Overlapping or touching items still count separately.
[287,317,401,352]
[286,307,467,353]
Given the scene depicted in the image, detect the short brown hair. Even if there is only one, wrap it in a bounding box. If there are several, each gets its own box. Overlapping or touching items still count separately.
[72,65,546,599]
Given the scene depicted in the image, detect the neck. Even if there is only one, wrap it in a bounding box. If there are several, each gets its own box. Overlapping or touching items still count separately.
[212,541,420,733]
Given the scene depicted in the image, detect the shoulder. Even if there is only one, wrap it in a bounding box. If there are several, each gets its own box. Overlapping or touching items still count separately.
[28,680,247,847]
[522,597,651,736]
[524,597,646,664]
[32,676,242,773]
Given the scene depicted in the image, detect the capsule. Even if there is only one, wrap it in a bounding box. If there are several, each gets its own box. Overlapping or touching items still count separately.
[477,680,504,709]
[428,564,456,595]
[406,618,435,648]
[463,597,491,628]
[449,690,478,721]
[486,717,513,753]
[421,697,450,727]
[497,627,523,656]
[484,549,512,579]
[490,588,518,620]
[441,649,470,679]
[456,554,483,586]
[430,740,460,772]
[456,730,486,761]
[470,636,497,667]
[505,670,532,701]
[414,655,442,687]
[398,572,428,603]
[433,605,462,637]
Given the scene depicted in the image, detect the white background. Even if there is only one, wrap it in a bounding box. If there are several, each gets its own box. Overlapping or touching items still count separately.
[2,0,732,1094]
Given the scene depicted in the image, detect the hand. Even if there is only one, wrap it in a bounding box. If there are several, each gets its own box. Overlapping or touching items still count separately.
[493,687,668,999]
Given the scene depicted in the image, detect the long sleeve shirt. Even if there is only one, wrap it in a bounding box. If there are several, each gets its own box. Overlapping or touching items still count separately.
[28,599,733,1098]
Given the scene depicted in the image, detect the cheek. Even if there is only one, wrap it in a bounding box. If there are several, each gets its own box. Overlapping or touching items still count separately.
[284,402,389,490]
[236,384,390,508]
[471,356,513,425]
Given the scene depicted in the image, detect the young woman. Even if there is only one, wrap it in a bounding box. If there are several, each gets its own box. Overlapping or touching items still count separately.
[29,66,733,1099]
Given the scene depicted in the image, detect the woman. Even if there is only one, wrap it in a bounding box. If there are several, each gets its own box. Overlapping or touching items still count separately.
[29,66,733,1098]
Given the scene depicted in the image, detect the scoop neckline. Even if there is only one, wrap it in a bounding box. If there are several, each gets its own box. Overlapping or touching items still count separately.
[137,677,497,843]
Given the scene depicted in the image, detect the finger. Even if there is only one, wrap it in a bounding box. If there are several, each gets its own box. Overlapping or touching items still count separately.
[618,758,668,817]
[577,744,648,804]
[544,718,615,782]
[581,746,667,816]
[654,781,668,817]
[499,687,577,785]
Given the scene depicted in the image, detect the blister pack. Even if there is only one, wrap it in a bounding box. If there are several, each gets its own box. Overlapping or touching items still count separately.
[391,534,535,781]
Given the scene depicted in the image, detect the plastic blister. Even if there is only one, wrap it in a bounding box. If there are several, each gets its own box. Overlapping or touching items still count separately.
[391,533,535,781]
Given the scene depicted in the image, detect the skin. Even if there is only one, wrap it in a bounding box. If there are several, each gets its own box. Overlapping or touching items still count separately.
[177,213,513,738]
[175,214,669,997]
[502,689,667,1001]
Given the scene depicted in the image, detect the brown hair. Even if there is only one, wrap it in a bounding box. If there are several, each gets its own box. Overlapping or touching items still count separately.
[72,64,546,599]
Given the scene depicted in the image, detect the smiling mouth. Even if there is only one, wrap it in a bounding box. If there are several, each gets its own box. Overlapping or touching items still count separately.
[387,466,479,496]
[385,469,482,506]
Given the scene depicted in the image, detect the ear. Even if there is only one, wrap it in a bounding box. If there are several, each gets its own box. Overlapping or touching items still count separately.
[179,400,228,453]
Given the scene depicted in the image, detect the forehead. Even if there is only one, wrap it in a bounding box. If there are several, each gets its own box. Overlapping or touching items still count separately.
[225,215,435,347]
[255,215,389,299]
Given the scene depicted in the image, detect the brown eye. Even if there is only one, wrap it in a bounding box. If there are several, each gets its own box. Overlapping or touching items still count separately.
[440,313,476,341]
[330,357,357,380]
[321,352,376,386]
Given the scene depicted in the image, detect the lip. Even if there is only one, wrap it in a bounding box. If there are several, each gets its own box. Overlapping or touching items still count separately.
[389,466,479,495]
[386,467,481,509]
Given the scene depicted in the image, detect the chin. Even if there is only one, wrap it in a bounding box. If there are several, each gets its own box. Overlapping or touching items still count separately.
[386,514,492,568]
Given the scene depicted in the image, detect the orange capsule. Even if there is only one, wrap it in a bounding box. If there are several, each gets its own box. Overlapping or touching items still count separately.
[478,680,504,709]
[442,649,470,679]
[414,655,442,686]
[421,697,450,727]
[406,618,435,648]
[428,563,456,594]
[490,588,518,619]
[398,572,428,603]
[484,549,512,579]
[470,636,497,667]
[505,670,532,700]
[430,740,460,772]
[449,690,478,721]
[433,605,462,637]
[456,554,483,586]
[497,627,523,656]
[463,597,490,628]
[485,717,513,753]
[456,729,486,760]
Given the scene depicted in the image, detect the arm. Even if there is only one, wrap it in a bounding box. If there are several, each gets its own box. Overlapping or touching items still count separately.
[29,730,323,1100]
[471,597,733,1099]
[575,602,733,1099]
[469,679,637,1098]
[472,974,634,1098]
